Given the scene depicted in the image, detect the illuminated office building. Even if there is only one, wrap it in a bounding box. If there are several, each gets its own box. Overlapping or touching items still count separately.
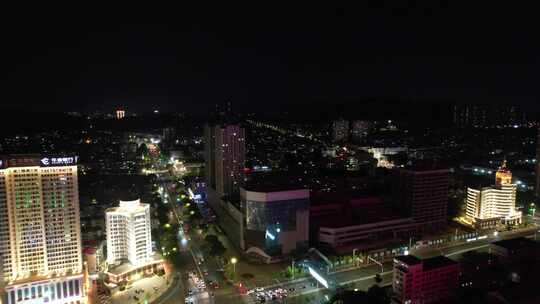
[105,199,152,266]
[0,154,85,304]
[466,160,521,229]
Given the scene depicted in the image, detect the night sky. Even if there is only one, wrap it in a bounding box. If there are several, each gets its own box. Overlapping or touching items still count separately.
[4,3,539,114]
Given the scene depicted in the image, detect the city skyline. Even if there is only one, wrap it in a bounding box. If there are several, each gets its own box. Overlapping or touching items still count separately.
[2,3,540,304]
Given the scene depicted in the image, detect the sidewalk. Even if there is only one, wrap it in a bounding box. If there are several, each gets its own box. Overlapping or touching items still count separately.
[152,274,181,304]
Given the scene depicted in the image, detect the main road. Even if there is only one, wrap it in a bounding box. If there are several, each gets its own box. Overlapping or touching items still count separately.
[242,226,539,303]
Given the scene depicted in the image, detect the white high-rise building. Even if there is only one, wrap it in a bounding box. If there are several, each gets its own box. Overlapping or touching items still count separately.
[0,154,85,304]
[106,199,152,266]
[466,160,522,229]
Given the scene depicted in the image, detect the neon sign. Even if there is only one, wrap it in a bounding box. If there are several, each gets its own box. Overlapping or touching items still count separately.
[265,230,275,240]
[40,156,78,167]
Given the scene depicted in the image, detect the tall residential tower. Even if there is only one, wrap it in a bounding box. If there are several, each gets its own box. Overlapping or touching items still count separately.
[204,124,245,197]
[396,166,450,230]
[536,127,540,197]
[105,199,152,266]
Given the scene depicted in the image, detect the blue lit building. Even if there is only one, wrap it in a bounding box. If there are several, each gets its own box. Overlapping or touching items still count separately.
[241,185,310,258]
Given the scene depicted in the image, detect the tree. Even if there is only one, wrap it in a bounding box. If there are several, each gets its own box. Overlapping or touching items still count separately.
[367,284,388,304]
[204,235,219,244]
[209,240,226,257]
[204,234,226,257]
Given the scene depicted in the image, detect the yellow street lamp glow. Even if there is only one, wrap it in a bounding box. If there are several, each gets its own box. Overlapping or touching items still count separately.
[172,247,177,251]
[164,223,171,228]
[190,211,195,215]
[181,194,187,199]
[185,203,190,207]
[231,257,238,274]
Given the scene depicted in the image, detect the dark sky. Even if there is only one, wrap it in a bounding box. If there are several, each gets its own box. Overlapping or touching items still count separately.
[4,3,539,114]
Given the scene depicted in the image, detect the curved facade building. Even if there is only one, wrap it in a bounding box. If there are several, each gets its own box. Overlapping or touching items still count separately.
[466,161,521,229]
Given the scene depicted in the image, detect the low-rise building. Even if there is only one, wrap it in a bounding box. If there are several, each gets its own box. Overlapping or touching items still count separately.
[312,197,417,252]
[392,255,459,304]
[490,237,540,263]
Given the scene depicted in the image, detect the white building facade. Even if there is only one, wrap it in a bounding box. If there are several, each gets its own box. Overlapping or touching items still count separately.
[106,200,152,266]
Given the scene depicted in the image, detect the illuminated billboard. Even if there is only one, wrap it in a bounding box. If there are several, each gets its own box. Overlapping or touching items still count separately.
[40,156,78,166]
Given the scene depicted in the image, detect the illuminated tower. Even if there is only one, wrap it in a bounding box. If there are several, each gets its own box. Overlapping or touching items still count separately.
[0,154,85,304]
[116,108,125,119]
[495,160,512,187]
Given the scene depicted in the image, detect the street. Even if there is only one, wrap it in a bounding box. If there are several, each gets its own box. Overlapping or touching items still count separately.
[149,155,540,304]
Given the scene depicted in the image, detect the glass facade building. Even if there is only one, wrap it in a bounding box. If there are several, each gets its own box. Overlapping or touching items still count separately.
[242,187,310,257]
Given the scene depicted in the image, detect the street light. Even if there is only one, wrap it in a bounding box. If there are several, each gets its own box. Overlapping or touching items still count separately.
[231,257,238,274]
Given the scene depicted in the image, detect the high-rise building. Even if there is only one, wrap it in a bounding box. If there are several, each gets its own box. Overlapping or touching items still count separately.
[466,161,521,229]
[204,125,216,190]
[392,255,459,304]
[395,166,450,229]
[205,124,245,197]
[536,127,540,197]
[105,199,152,266]
[0,154,85,304]
[453,104,527,128]
[351,120,372,141]
[332,118,349,142]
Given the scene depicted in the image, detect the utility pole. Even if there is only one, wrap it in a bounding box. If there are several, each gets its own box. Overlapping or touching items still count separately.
[291,260,295,280]
[368,256,383,273]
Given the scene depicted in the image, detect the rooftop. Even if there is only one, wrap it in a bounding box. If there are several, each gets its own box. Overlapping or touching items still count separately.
[313,201,410,229]
[106,199,148,214]
[492,237,539,251]
[400,160,450,172]
[242,182,307,193]
[395,255,421,266]
[423,255,458,271]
